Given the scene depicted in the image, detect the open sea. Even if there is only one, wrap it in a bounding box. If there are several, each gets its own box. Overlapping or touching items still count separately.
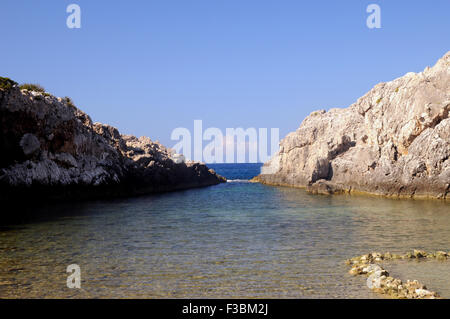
[1,163,449,298]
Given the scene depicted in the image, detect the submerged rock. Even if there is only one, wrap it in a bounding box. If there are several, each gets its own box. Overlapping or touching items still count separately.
[346,250,448,299]
[256,52,450,199]
[0,84,225,201]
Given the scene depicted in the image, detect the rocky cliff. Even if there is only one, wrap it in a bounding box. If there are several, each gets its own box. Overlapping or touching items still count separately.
[255,52,450,200]
[0,80,225,201]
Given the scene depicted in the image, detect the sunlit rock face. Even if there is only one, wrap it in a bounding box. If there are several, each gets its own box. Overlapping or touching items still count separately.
[0,83,225,201]
[256,52,450,199]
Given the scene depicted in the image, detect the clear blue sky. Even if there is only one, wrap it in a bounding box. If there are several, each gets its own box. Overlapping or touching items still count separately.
[1,0,449,150]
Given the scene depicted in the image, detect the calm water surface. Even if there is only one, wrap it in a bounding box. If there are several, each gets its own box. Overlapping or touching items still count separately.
[1,163,449,298]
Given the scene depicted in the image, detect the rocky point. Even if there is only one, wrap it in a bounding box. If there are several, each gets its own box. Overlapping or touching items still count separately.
[255,52,450,199]
[0,79,225,201]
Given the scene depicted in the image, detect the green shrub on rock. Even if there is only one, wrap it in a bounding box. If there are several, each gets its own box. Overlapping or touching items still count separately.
[64,96,76,108]
[0,77,18,90]
[19,83,45,92]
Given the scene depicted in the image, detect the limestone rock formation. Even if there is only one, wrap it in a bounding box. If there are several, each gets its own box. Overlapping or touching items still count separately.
[346,251,446,299]
[256,52,450,199]
[0,80,225,201]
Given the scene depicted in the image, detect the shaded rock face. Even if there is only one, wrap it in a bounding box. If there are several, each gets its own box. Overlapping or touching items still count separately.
[0,86,225,201]
[256,52,450,199]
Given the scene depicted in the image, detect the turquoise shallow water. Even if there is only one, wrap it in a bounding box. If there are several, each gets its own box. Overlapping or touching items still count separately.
[0,163,449,298]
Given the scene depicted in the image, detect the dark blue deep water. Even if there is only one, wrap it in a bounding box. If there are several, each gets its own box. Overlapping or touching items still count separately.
[1,164,449,298]
[208,163,263,181]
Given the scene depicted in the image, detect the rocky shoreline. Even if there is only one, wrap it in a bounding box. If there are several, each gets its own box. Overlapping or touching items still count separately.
[346,250,450,299]
[255,52,450,200]
[0,78,226,202]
